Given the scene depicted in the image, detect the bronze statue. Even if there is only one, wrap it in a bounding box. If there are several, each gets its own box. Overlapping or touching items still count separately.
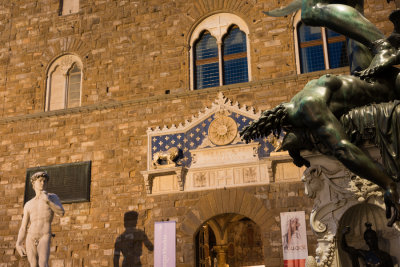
[341,223,394,267]
[241,9,400,226]
[265,0,400,76]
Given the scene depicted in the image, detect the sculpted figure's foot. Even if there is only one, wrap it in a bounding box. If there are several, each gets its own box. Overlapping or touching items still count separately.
[384,185,400,227]
[355,39,400,79]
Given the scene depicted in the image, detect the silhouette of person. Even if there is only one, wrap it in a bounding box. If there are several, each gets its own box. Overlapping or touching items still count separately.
[341,223,394,267]
[114,211,154,267]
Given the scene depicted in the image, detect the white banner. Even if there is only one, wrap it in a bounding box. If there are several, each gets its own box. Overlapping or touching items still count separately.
[154,221,176,267]
[280,211,308,267]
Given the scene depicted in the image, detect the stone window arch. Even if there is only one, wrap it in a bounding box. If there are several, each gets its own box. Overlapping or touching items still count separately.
[189,13,251,90]
[45,54,82,111]
[293,12,349,74]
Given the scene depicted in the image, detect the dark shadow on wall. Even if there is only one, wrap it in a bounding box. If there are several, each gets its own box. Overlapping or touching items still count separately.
[114,211,154,267]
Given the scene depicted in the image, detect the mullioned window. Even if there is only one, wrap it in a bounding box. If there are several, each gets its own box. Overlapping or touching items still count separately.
[293,12,349,73]
[190,13,251,90]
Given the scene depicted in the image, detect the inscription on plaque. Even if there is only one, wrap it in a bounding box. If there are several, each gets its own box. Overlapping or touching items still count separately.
[24,161,91,204]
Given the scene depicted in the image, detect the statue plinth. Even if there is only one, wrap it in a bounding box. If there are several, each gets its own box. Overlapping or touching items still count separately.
[301,145,400,267]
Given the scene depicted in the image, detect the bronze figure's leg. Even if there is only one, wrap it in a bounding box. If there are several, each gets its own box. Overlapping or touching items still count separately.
[289,79,400,226]
[301,1,383,45]
[355,39,400,78]
[293,97,392,189]
[242,67,400,226]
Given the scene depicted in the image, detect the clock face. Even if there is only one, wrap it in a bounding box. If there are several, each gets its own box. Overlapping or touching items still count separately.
[208,115,238,145]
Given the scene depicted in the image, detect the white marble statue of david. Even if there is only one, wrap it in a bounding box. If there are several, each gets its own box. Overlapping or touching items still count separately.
[16,171,64,267]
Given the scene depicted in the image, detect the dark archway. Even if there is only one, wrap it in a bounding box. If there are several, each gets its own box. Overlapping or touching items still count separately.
[195,213,264,267]
[180,188,277,266]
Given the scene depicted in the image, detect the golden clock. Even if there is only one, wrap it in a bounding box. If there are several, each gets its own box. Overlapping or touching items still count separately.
[208,115,238,145]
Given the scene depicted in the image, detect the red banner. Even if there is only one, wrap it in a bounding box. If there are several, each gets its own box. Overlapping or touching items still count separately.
[284,259,306,267]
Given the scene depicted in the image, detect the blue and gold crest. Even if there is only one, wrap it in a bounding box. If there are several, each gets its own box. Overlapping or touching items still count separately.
[146,93,279,170]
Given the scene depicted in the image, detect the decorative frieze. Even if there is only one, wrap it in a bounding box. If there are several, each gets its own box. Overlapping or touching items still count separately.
[142,93,290,194]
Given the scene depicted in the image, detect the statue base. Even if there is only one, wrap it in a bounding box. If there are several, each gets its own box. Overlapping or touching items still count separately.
[301,145,400,267]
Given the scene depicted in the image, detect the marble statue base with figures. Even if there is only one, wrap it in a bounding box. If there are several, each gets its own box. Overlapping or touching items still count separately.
[301,145,400,267]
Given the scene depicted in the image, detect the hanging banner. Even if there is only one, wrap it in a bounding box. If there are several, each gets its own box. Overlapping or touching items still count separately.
[154,221,176,267]
[280,211,308,267]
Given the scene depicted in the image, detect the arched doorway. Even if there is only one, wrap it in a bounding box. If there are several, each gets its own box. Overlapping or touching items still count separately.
[195,213,264,267]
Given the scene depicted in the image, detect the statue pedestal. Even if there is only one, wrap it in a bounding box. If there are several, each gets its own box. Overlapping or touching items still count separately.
[301,146,400,266]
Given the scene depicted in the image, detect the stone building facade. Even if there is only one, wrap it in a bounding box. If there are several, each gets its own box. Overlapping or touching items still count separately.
[0,0,397,266]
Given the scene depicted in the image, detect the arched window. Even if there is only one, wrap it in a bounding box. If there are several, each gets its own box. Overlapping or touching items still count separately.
[190,13,251,90]
[294,13,348,74]
[46,55,82,111]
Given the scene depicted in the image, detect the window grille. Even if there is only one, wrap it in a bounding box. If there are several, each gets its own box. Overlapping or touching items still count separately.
[223,26,249,85]
[189,14,251,90]
[195,32,220,89]
[297,22,348,73]
[193,25,249,90]
[326,29,349,69]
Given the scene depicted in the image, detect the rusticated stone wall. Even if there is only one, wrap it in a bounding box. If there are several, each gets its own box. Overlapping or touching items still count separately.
[1,81,318,266]
[0,0,396,116]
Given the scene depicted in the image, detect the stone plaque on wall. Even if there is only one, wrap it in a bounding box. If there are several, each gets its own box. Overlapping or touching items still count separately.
[24,161,91,204]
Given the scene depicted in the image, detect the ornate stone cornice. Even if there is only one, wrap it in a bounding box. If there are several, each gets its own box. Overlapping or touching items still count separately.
[146,92,261,135]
